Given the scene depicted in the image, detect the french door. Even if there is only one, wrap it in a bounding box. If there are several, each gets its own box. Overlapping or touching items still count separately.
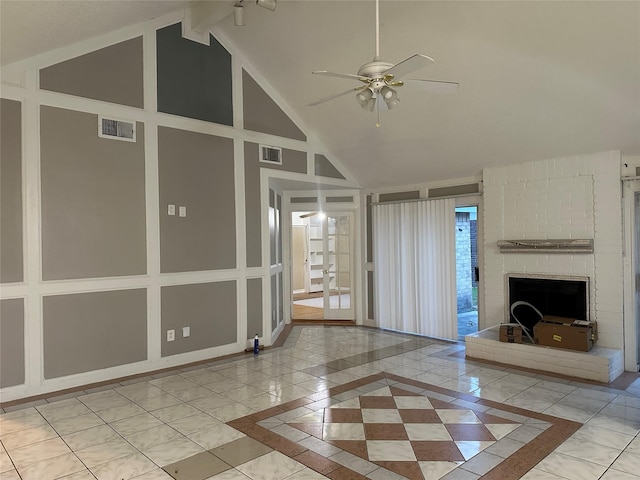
[322,213,354,320]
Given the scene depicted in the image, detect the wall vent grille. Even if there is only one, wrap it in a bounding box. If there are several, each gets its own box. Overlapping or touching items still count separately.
[260,145,282,165]
[98,116,136,142]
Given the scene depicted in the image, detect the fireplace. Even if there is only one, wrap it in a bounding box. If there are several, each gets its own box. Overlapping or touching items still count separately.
[507,274,589,338]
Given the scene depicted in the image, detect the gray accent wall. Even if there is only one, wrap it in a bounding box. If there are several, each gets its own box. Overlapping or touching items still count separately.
[245,142,307,174]
[271,275,277,330]
[314,154,345,179]
[1,99,23,283]
[43,289,147,379]
[0,298,25,387]
[244,142,262,268]
[158,127,236,273]
[40,106,147,280]
[378,190,421,202]
[161,282,237,357]
[247,278,263,338]
[242,70,306,141]
[428,183,480,197]
[366,194,373,263]
[40,37,144,108]
[244,142,307,268]
[157,24,233,126]
[327,196,354,203]
[290,197,318,204]
[367,271,375,320]
[269,189,276,266]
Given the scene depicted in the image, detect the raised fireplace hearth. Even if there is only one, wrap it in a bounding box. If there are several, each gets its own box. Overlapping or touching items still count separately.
[465,327,623,382]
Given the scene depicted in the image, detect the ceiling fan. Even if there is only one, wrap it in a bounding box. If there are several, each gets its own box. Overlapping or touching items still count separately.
[309,0,459,126]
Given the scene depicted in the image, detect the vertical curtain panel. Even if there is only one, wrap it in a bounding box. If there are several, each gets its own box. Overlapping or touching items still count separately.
[373,198,457,340]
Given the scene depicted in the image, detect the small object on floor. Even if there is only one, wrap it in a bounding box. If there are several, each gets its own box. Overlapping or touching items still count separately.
[254,334,260,354]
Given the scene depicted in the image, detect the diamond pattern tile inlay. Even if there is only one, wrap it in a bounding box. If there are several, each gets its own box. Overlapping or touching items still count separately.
[281,383,510,478]
[228,372,582,480]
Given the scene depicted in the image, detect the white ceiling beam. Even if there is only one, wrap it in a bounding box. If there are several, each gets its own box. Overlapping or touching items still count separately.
[182,1,234,45]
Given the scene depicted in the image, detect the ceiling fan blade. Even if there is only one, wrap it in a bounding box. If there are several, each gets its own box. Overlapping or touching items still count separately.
[383,54,434,79]
[404,78,460,93]
[299,212,318,218]
[312,70,369,82]
[308,86,366,107]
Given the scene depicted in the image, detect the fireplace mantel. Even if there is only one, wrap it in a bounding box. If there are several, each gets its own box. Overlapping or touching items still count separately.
[497,239,594,254]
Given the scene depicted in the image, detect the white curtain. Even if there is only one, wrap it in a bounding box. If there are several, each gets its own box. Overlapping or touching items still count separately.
[373,198,457,340]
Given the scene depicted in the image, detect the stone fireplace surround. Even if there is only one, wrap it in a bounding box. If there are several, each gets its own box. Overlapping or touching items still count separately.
[475,151,625,381]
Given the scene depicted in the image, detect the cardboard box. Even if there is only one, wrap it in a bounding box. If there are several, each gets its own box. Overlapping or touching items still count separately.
[499,324,523,343]
[533,316,597,352]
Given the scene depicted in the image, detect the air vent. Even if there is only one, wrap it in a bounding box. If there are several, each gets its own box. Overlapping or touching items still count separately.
[98,116,136,142]
[259,145,282,165]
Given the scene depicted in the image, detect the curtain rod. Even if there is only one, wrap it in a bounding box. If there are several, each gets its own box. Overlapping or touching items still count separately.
[370,192,482,206]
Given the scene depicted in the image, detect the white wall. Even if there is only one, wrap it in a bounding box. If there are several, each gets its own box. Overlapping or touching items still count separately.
[483,151,624,349]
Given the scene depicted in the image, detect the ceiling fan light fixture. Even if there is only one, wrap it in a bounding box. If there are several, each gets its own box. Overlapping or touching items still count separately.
[234,3,245,26]
[380,86,400,109]
[356,88,376,111]
[256,0,277,11]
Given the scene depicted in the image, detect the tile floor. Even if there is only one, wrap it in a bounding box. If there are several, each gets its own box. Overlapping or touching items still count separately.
[0,326,639,480]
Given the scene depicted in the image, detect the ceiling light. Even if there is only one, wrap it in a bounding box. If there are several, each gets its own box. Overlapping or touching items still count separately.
[356,88,376,112]
[256,0,277,11]
[234,2,245,26]
[380,86,400,109]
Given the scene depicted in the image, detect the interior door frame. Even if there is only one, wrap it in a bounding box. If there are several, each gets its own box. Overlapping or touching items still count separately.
[623,179,640,372]
[322,211,355,320]
[282,190,361,325]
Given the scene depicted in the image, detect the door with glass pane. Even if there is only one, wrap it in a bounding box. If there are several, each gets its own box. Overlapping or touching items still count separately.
[323,213,354,319]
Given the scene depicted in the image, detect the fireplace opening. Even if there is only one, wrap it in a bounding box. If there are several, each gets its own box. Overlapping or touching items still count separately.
[508,274,589,339]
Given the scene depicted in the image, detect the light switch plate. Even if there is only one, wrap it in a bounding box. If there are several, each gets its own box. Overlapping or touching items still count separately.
[167,329,175,341]
[179,206,187,217]
[182,326,190,337]
[168,204,176,216]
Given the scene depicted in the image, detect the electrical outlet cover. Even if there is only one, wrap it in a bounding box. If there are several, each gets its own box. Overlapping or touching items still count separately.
[167,329,175,341]
[182,326,190,337]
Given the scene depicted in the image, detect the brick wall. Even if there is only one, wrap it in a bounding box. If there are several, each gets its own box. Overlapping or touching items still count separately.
[456,212,472,311]
[482,151,623,349]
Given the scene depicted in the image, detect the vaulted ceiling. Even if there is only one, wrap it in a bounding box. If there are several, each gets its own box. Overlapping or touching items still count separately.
[2,1,639,188]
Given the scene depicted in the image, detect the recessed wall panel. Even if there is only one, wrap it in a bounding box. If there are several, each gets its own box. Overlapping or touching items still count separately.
[247,278,263,339]
[378,190,421,202]
[0,298,25,387]
[157,24,233,126]
[40,37,144,108]
[242,70,306,141]
[1,99,23,283]
[43,289,147,379]
[244,142,262,268]
[40,106,146,280]
[161,282,237,357]
[271,275,277,330]
[314,154,345,179]
[245,142,307,174]
[158,127,235,273]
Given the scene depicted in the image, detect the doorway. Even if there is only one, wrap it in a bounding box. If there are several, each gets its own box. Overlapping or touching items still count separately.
[291,211,354,321]
[455,206,478,340]
[623,179,640,372]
